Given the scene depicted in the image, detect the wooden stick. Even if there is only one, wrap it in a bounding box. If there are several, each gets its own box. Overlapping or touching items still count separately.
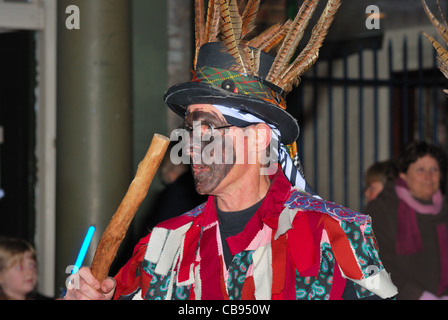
[90,133,170,282]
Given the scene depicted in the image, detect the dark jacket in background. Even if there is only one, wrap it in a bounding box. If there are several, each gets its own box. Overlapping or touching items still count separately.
[366,180,448,299]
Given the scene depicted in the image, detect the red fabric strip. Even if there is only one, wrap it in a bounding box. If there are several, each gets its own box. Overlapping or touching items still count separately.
[272,252,296,300]
[271,234,287,295]
[113,234,151,299]
[156,212,197,230]
[324,216,363,280]
[177,219,201,283]
[329,261,347,300]
[282,254,297,300]
[219,258,230,300]
[300,212,324,277]
[287,214,316,273]
[198,224,225,299]
[241,276,255,300]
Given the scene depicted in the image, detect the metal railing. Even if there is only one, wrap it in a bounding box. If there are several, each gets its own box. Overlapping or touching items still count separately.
[290,33,448,212]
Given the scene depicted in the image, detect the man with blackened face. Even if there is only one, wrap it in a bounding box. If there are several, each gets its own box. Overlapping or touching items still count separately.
[65,0,397,301]
[184,104,273,209]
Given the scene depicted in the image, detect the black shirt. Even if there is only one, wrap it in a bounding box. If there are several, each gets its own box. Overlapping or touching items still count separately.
[217,200,263,267]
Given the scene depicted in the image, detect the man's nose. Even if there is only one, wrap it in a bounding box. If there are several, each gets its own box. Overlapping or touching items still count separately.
[185,135,203,163]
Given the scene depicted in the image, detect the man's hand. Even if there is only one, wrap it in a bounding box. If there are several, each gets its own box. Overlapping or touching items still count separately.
[64,266,116,300]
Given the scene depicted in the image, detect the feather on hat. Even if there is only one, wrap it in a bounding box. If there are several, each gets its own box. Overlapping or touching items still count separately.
[422,0,448,95]
[164,0,341,145]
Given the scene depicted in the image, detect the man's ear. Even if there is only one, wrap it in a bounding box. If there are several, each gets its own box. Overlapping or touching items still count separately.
[252,123,272,153]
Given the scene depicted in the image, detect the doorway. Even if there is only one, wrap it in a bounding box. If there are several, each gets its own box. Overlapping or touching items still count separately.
[0,30,36,243]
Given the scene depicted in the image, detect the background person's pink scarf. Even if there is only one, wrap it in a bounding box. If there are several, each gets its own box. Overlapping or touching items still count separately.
[395,177,448,295]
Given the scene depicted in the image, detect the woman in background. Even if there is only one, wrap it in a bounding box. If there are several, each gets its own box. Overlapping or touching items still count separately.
[366,141,448,299]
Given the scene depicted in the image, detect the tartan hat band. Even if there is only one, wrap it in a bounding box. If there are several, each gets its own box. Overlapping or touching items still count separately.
[192,66,287,109]
[164,42,301,145]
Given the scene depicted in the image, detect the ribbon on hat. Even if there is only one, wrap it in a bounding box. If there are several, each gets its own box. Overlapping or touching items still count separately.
[213,105,319,198]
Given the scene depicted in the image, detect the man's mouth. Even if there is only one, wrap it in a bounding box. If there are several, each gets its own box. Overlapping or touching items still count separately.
[192,164,210,174]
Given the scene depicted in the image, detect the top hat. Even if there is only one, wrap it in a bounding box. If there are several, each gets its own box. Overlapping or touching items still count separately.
[164,42,300,144]
[164,0,340,146]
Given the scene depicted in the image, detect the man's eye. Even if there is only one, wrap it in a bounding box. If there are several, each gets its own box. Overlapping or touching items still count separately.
[206,124,216,133]
[200,123,215,133]
[201,124,212,136]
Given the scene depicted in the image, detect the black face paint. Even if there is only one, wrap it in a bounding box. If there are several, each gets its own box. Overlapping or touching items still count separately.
[185,108,236,195]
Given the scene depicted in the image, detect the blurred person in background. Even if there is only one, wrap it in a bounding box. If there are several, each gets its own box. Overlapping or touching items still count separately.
[364,160,398,203]
[0,238,51,300]
[366,140,448,300]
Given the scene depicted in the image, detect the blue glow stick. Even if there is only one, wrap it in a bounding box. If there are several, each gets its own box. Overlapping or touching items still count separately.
[72,225,95,274]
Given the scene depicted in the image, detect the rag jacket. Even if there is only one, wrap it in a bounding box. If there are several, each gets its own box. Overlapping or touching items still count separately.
[113,169,397,300]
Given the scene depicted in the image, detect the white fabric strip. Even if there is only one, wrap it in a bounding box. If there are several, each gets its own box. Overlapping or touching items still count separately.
[176,230,196,287]
[145,227,169,264]
[132,288,143,300]
[352,269,398,299]
[154,223,192,276]
[252,244,273,300]
[275,207,300,240]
